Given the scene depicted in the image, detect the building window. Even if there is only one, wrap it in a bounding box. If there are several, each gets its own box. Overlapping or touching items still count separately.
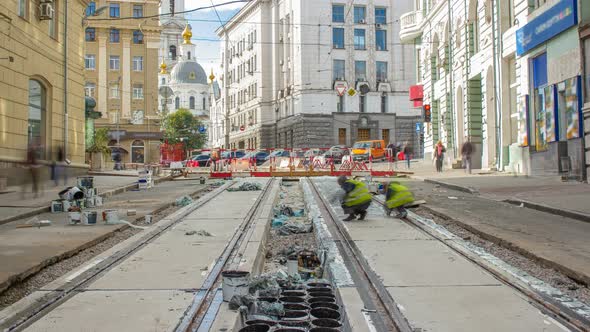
[382,129,390,143]
[202,97,206,110]
[339,128,347,145]
[333,59,345,81]
[86,1,95,16]
[85,82,96,97]
[169,45,177,60]
[133,4,143,18]
[532,53,549,151]
[354,6,366,23]
[533,0,547,9]
[110,83,120,99]
[175,97,180,109]
[85,54,95,70]
[359,95,366,112]
[381,94,387,113]
[355,61,366,81]
[189,96,195,109]
[109,111,119,124]
[28,79,46,158]
[584,38,590,104]
[161,78,165,85]
[109,55,120,70]
[85,28,96,42]
[332,4,344,23]
[333,28,344,49]
[131,140,145,163]
[132,56,143,71]
[376,30,387,51]
[375,8,386,25]
[354,29,365,50]
[132,84,143,99]
[376,61,387,82]
[133,30,144,44]
[109,3,120,17]
[110,29,120,43]
[18,0,28,18]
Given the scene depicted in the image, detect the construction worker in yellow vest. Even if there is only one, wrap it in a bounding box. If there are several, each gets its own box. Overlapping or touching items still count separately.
[337,176,372,221]
[383,181,414,218]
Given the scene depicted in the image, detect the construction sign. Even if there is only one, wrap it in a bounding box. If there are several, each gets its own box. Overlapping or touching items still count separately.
[347,88,357,97]
[335,83,347,96]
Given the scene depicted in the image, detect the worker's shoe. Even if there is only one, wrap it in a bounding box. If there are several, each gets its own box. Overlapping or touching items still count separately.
[397,210,408,218]
[358,211,367,221]
[343,214,356,222]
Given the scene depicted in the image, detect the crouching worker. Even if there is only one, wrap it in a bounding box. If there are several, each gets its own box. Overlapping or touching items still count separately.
[384,181,414,218]
[337,176,372,221]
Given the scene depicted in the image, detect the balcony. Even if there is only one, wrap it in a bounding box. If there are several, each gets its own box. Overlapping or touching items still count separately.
[399,11,424,43]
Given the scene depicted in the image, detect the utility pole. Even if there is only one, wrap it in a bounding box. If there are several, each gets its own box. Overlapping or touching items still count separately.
[224,37,230,149]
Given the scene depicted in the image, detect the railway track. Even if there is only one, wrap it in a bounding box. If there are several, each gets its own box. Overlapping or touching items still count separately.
[174,178,276,332]
[1,181,238,332]
[306,178,413,332]
[369,195,590,332]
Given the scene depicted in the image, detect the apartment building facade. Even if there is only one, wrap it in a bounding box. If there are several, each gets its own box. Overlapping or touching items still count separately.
[212,0,420,150]
[0,0,88,184]
[400,0,590,179]
[84,0,161,164]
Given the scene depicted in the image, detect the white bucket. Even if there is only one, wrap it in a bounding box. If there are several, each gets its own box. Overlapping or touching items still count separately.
[95,196,103,207]
[145,214,152,224]
[62,200,72,211]
[103,210,119,224]
[221,270,250,302]
[287,259,299,277]
[68,212,81,225]
[86,197,95,208]
[81,211,98,225]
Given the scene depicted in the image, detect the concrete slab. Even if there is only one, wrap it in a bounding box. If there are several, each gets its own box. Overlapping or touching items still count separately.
[388,285,568,332]
[343,218,432,241]
[337,286,377,331]
[356,238,500,287]
[24,290,194,332]
[183,191,261,220]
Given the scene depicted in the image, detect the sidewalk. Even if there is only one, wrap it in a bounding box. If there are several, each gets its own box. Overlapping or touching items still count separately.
[0,172,147,225]
[406,160,590,219]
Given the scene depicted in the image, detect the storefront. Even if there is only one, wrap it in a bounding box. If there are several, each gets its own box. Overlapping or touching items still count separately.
[516,0,586,179]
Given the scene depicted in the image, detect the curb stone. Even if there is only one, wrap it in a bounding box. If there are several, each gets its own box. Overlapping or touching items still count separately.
[504,199,590,224]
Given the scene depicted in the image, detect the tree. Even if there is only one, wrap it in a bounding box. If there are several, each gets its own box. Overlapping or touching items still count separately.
[162,109,207,151]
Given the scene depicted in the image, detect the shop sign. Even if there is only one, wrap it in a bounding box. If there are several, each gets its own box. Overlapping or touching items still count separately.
[516,0,577,56]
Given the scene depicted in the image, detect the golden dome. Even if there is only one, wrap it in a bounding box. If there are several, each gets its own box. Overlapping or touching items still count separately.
[159,59,167,74]
[209,69,215,83]
[182,24,192,45]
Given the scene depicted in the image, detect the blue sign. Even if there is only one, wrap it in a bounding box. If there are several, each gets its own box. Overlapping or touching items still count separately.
[516,0,577,56]
[198,126,206,134]
[415,122,422,133]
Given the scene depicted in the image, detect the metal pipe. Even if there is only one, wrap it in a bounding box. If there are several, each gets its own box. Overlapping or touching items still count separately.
[447,0,455,158]
[63,0,68,159]
[491,0,503,170]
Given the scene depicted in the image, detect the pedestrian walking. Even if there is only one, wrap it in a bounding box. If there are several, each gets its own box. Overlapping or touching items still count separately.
[337,176,372,221]
[53,146,68,186]
[23,145,41,198]
[383,181,415,218]
[434,141,446,173]
[461,138,474,174]
[113,149,122,171]
[403,143,413,169]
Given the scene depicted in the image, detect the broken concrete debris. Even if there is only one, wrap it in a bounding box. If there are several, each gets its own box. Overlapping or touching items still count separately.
[184,230,213,236]
[175,196,193,206]
[227,182,262,192]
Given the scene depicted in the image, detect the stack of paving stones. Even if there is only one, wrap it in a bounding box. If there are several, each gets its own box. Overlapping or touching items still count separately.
[240,281,343,332]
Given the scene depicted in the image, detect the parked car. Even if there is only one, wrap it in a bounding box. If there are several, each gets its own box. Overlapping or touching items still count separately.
[322,145,350,163]
[304,148,323,158]
[351,140,386,161]
[186,154,211,167]
[220,150,246,161]
[265,149,290,161]
[241,151,270,166]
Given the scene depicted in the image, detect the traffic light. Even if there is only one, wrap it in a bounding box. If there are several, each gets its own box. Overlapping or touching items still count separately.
[423,104,431,123]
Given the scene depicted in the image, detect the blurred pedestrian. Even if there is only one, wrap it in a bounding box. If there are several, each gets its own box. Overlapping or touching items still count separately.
[403,143,413,169]
[337,176,372,221]
[461,138,474,174]
[383,181,415,218]
[24,145,41,198]
[113,148,122,170]
[53,146,68,186]
[434,141,446,173]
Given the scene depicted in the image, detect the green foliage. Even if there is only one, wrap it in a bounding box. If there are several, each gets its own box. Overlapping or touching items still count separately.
[86,128,111,157]
[162,109,207,150]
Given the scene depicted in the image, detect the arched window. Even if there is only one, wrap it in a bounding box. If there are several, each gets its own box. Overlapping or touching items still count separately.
[131,140,145,163]
[189,96,195,109]
[28,79,46,159]
[175,96,180,109]
[169,45,177,60]
[161,77,165,85]
[187,51,191,60]
[202,97,206,110]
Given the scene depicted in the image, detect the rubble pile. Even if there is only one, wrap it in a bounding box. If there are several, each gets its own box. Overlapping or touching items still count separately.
[227,182,262,192]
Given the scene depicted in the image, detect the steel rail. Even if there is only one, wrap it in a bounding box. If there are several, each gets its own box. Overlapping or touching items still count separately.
[307,179,414,332]
[175,178,276,332]
[371,196,590,332]
[2,181,235,332]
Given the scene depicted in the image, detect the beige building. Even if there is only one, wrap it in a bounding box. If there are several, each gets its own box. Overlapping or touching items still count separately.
[84,0,161,165]
[0,0,88,185]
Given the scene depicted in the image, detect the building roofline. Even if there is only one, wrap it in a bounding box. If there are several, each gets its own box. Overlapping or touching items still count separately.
[215,0,260,37]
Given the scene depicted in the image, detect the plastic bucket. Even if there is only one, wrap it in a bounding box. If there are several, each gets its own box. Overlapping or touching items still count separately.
[82,211,98,225]
[145,214,152,224]
[103,210,119,224]
[221,270,250,302]
[287,259,298,277]
[58,187,84,201]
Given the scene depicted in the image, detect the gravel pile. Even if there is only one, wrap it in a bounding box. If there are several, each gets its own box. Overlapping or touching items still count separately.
[416,207,590,306]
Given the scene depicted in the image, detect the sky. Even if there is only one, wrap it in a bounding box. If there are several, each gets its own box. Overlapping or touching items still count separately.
[183,0,246,80]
